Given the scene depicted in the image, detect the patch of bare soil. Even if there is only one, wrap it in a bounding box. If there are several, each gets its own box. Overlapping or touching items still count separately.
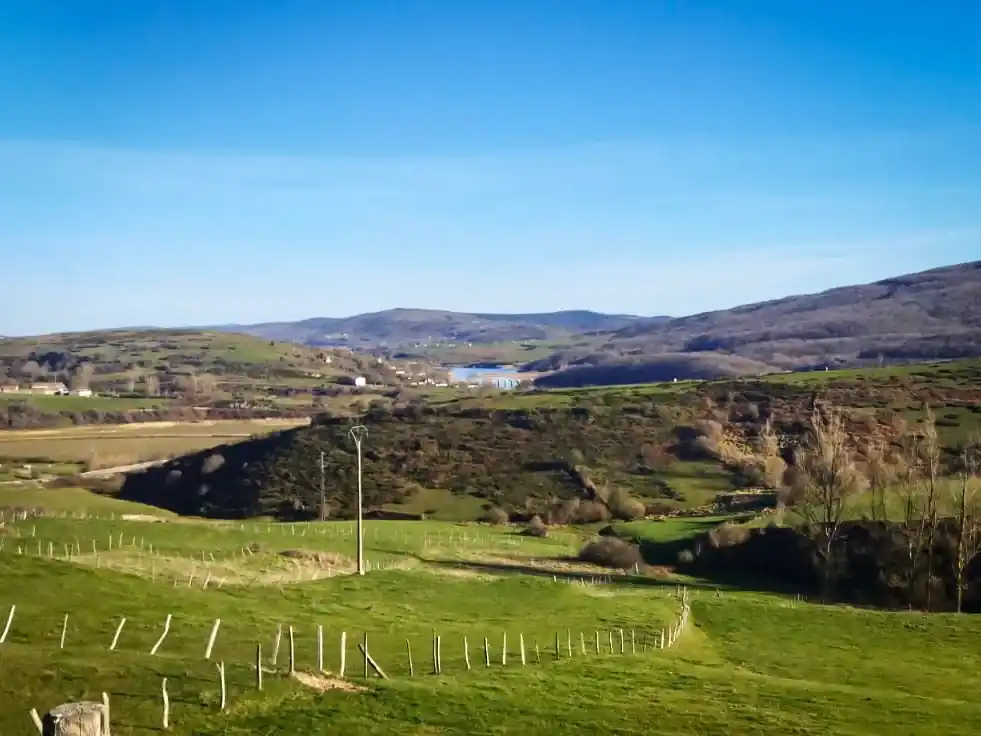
[291,671,366,693]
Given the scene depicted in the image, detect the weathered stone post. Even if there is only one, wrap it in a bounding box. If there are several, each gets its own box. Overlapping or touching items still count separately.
[42,701,109,736]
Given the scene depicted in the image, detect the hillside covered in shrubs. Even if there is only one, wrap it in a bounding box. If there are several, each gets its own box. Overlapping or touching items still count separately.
[120,361,981,522]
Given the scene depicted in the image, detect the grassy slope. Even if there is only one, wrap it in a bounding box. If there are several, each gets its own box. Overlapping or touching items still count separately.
[2,490,981,735]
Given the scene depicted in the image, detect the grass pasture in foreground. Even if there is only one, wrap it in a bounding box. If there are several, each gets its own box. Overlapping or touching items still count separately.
[2,493,981,734]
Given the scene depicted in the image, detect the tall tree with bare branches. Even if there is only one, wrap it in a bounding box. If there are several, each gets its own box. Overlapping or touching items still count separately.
[865,434,895,522]
[757,418,787,490]
[920,407,943,610]
[790,406,866,601]
[951,436,981,613]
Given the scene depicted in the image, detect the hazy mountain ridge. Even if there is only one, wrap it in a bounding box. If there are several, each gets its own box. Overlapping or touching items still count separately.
[217,309,657,347]
[527,260,981,386]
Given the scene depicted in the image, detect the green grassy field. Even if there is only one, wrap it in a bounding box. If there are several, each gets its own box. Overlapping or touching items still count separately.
[0,394,174,412]
[0,418,308,466]
[1,486,981,735]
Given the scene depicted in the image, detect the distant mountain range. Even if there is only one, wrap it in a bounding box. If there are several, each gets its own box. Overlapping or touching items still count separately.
[530,260,981,386]
[216,309,662,346]
[214,260,981,386]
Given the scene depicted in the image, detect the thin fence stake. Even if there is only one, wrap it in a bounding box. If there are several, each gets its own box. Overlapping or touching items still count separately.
[317,624,324,672]
[567,630,572,658]
[150,614,172,655]
[464,636,471,671]
[595,630,600,654]
[631,629,636,654]
[60,614,68,650]
[0,605,15,644]
[406,639,414,676]
[340,631,347,677]
[484,636,490,667]
[205,619,221,660]
[109,617,127,651]
[162,678,170,730]
[363,633,369,679]
[256,644,263,690]
[502,632,507,666]
[289,625,296,674]
[608,630,614,653]
[519,633,526,666]
[580,631,586,656]
[435,635,442,675]
[217,662,226,711]
[29,708,43,734]
[272,625,282,665]
[619,628,625,655]
[555,631,560,659]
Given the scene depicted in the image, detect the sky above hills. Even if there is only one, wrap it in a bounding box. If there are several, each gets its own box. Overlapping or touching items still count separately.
[1,1,979,336]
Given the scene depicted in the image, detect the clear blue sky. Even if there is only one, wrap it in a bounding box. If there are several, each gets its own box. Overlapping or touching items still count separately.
[1,1,979,335]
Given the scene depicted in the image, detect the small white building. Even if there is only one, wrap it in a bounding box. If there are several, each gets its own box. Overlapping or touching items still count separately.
[69,388,94,398]
[353,376,367,388]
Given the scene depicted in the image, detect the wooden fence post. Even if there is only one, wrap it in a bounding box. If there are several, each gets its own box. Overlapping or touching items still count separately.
[435,635,442,675]
[595,630,599,655]
[619,628,625,655]
[217,662,226,711]
[340,631,347,678]
[580,631,586,656]
[272,625,282,665]
[205,619,221,660]
[484,636,490,667]
[162,678,170,730]
[519,633,526,666]
[317,624,324,672]
[256,644,263,690]
[109,617,126,651]
[363,633,369,678]
[0,605,15,644]
[59,615,68,650]
[464,636,471,671]
[567,630,572,658]
[406,639,414,676]
[150,614,172,656]
[289,626,296,674]
[501,632,507,666]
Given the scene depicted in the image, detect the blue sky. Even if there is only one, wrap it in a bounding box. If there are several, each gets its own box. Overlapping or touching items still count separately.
[1,1,979,335]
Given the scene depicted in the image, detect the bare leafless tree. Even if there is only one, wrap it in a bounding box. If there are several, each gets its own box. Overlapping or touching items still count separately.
[69,362,94,391]
[790,406,866,601]
[865,434,895,522]
[920,407,943,610]
[757,418,787,490]
[143,373,160,397]
[125,365,142,394]
[951,437,981,613]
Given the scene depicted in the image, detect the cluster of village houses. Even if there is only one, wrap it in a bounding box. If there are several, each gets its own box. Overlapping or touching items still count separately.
[0,382,93,397]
